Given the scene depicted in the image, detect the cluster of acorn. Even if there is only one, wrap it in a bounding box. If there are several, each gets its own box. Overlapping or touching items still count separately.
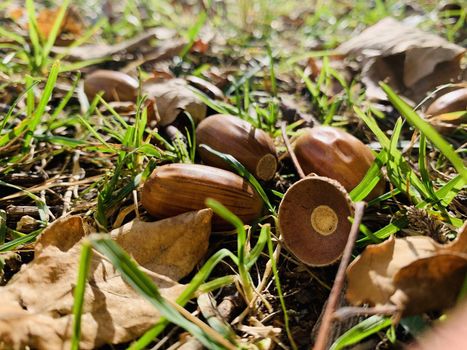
[140,117,386,267]
[83,70,389,267]
[83,70,466,268]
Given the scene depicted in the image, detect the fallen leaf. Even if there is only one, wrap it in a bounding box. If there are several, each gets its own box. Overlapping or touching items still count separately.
[338,18,465,102]
[143,78,207,125]
[36,7,83,46]
[51,27,183,61]
[0,209,212,349]
[111,210,212,280]
[346,222,467,315]
[391,254,467,315]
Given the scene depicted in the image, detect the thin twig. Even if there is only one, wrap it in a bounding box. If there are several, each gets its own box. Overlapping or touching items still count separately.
[280,121,305,179]
[313,201,366,350]
[333,305,400,322]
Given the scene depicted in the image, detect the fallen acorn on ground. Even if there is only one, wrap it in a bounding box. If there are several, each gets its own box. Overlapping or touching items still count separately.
[278,175,354,266]
[141,163,264,229]
[83,70,139,103]
[426,87,467,116]
[292,126,385,200]
[196,114,277,181]
[425,87,467,133]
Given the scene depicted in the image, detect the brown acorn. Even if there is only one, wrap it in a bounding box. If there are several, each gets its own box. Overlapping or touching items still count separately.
[278,176,354,266]
[83,70,138,102]
[293,126,385,200]
[197,114,277,181]
[141,163,264,229]
[426,88,467,116]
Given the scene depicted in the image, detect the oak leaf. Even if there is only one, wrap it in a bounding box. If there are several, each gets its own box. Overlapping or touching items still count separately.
[0,209,212,349]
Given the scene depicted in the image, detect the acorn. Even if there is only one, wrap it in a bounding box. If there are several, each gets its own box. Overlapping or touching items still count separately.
[426,88,467,116]
[197,114,277,181]
[278,176,353,266]
[293,126,385,200]
[141,163,264,229]
[83,70,138,102]
[424,88,467,133]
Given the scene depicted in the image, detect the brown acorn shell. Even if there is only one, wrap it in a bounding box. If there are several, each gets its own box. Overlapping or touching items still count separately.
[426,88,467,116]
[141,163,264,229]
[197,114,277,181]
[278,176,354,266]
[84,70,138,102]
[293,126,385,200]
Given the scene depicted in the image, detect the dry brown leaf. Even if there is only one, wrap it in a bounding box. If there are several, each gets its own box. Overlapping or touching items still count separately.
[338,18,465,102]
[346,222,467,315]
[36,7,83,46]
[143,78,207,125]
[391,254,467,315]
[51,27,184,61]
[0,209,212,349]
[111,210,212,280]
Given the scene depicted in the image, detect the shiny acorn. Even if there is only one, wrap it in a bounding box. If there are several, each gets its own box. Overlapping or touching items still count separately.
[293,126,385,200]
[83,70,138,102]
[426,88,467,116]
[141,163,264,229]
[196,114,277,181]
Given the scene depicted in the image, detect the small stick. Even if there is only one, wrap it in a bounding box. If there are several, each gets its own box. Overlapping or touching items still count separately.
[313,202,366,350]
[333,305,400,322]
[280,122,306,179]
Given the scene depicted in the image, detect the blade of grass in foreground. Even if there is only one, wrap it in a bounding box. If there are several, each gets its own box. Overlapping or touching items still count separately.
[350,150,387,202]
[381,82,467,181]
[41,0,71,66]
[73,235,233,350]
[199,144,274,213]
[330,316,392,350]
[128,248,237,350]
[71,241,93,350]
[0,229,42,252]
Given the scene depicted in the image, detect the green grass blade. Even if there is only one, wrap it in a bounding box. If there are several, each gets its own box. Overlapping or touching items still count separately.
[246,224,269,269]
[381,82,467,181]
[199,144,274,213]
[129,248,237,349]
[71,241,93,350]
[350,150,387,202]
[206,199,253,301]
[0,26,26,45]
[267,224,297,350]
[42,0,71,66]
[89,235,226,349]
[354,106,430,200]
[25,0,42,69]
[0,210,6,245]
[180,11,207,59]
[330,316,391,350]
[0,229,42,252]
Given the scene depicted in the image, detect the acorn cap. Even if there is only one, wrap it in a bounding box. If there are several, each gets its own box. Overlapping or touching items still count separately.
[278,176,354,266]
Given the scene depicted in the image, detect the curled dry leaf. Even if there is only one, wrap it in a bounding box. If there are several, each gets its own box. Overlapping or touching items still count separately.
[346,222,467,316]
[143,78,207,125]
[0,209,212,350]
[338,18,466,103]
